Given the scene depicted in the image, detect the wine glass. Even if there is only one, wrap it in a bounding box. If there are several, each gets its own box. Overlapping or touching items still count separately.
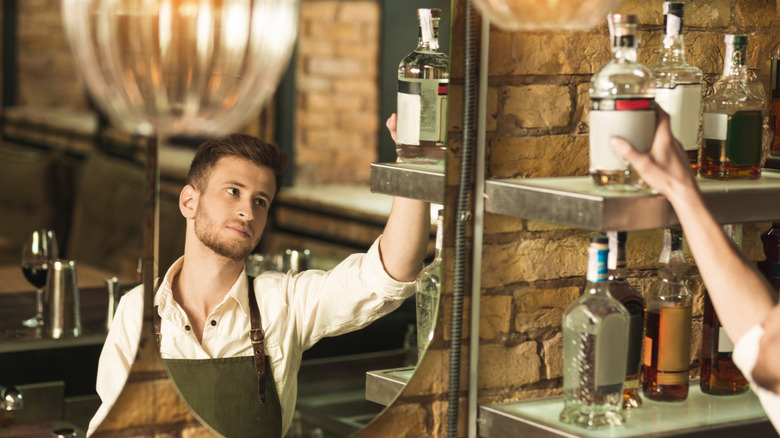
[21,229,59,328]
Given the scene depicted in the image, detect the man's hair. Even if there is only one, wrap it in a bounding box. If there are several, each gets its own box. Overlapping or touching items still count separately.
[186,134,288,195]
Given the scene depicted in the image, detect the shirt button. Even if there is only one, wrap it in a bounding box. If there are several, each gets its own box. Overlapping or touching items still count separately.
[211,320,217,326]
[185,325,191,331]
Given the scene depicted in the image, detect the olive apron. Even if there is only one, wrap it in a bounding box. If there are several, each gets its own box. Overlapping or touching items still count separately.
[154,277,282,437]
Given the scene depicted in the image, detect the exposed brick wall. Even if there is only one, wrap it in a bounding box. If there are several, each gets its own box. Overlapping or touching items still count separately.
[294,0,380,185]
[368,0,780,436]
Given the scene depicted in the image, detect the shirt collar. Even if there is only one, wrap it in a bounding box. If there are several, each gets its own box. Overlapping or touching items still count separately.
[154,256,252,319]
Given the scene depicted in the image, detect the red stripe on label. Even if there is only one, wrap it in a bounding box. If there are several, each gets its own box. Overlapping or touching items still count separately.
[616,99,651,110]
[438,84,448,95]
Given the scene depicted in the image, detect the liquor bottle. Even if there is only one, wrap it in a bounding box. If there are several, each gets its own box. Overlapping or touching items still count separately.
[759,222,780,295]
[648,2,702,173]
[606,231,645,409]
[700,224,750,395]
[700,35,765,180]
[769,42,780,157]
[642,228,693,402]
[589,13,656,192]
[560,235,629,428]
[415,210,443,361]
[396,8,449,167]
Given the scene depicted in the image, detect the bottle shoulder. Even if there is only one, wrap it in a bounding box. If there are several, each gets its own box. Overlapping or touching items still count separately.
[590,60,655,97]
[565,285,631,319]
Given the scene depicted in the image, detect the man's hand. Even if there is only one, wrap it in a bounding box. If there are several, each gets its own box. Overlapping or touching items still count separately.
[610,107,699,204]
[387,113,398,143]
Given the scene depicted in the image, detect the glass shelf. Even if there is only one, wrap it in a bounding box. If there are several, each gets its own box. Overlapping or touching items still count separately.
[365,367,413,406]
[485,170,780,231]
[369,163,445,204]
[478,383,774,437]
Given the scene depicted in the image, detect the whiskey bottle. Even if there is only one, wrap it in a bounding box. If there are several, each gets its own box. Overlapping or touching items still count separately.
[415,209,443,361]
[759,222,780,295]
[642,228,693,402]
[397,8,449,167]
[769,42,780,157]
[700,35,765,180]
[560,235,629,428]
[648,2,702,173]
[589,14,656,192]
[701,224,749,395]
[606,231,645,409]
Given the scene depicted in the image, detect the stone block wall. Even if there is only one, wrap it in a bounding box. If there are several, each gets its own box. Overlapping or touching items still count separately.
[294,0,380,185]
[473,0,779,409]
[366,0,779,436]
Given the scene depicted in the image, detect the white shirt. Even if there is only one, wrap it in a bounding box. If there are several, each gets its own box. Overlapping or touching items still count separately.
[733,323,780,433]
[88,238,414,436]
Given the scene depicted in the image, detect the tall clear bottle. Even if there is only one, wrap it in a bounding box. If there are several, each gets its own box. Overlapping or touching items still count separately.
[560,235,629,429]
[642,228,693,402]
[589,14,656,192]
[700,225,750,395]
[397,8,449,167]
[606,231,645,409]
[700,35,765,180]
[415,210,443,362]
[649,2,702,173]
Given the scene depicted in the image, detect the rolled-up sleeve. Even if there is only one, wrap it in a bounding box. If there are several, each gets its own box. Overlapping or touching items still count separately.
[733,324,780,433]
[288,237,416,350]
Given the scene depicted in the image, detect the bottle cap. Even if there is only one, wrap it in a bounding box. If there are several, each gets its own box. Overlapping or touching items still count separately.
[418,8,442,19]
[725,34,749,50]
[609,14,638,25]
[590,234,609,246]
[663,2,685,17]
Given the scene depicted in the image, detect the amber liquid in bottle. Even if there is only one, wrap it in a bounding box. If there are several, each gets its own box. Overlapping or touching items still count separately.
[700,290,749,395]
[642,229,692,402]
[643,305,692,401]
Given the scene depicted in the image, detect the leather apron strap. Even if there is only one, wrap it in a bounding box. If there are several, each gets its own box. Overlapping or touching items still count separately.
[153,275,267,403]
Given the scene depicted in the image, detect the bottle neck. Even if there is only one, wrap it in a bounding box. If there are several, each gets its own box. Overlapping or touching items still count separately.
[658,33,687,64]
[417,12,440,51]
[612,35,638,63]
[722,45,748,79]
[587,246,609,284]
[433,216,443,258]
[659,229,686,282]
[607,231,628,280]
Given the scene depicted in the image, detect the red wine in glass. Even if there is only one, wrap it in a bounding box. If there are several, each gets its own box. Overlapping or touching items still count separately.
[21,229,58,328]
[22,263,48,289]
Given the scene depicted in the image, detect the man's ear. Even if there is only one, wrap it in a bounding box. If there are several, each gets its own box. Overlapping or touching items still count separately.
[180,184,199,219]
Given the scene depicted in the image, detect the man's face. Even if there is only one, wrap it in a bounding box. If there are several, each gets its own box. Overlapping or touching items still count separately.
[192,156,276,261]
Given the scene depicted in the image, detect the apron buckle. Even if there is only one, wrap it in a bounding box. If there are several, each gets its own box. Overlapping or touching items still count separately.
[250,328,265,343]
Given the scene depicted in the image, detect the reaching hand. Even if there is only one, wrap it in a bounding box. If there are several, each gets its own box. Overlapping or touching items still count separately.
[386,113,398,143]
[610,107,698,203]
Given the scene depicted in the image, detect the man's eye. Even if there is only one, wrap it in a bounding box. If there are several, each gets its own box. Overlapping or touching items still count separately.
[254,198,267,207]
[227,188,239,196]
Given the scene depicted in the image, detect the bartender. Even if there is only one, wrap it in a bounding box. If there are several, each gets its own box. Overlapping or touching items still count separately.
[611,108,780,432]
[88,115,430,437]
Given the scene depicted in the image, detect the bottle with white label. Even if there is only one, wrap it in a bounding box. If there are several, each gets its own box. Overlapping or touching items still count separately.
[700,35,765,180]
[560,235,629,429]
[700,224,749,395]
[649,2,702,173]
[396,8,449,167]
[589,14,656,192]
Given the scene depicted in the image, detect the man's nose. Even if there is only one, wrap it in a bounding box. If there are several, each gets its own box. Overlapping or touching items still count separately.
[237,199,255,221]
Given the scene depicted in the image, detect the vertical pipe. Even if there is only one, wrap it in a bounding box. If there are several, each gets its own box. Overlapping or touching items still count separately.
[467,14,489,438]
[142,135,160,327]
[448,0,477,436]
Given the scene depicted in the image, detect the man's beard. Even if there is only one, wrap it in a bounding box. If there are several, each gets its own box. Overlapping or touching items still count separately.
[194,201,255,262]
